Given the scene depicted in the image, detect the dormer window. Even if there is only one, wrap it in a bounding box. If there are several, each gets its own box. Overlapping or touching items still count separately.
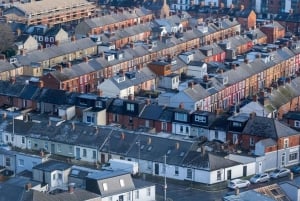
[126,103,134,112]
[232,122,242,127]
[95,101,103,108]
[195,115,206,123]
[175,112,187,122]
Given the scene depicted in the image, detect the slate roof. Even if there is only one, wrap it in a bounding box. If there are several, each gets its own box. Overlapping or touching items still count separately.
[139,104,165,120]
[101,130,138,156]
[0,81,25,97]
[242,116,299,139]
[283,111,300,121]
[269,76,300,109]
[209,114,230,131]
[33,160,72,172]
[0,176,38,201]
[83,8,151,29]
[19,84,40,100]
[32,188,100,201]
[34,88,74,105]
[107,98,146,116]
[182,152,240,171]
[15,38,97,66]
[44,27,65,36]
[182,84,210,101]
[127,134,193,165]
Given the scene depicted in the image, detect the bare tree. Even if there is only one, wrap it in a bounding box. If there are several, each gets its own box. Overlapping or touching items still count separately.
[0,23,15,53]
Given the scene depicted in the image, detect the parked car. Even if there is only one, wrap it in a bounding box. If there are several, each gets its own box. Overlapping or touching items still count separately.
[291,165,300,174]
[228,179,250,189]
[250,173,270,183]
[269,168,290,179]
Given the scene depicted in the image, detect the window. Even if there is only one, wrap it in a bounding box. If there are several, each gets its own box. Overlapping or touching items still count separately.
[145,120,149,127]
[57,144,61,152]
[128,192,131,201]
[44,142,48,150]
[58,173,62,180]
[175,166,179,176]
[250,137,255,146]
[11,136,14,142]
[289,153,298,161]
[147,187,151,196]
[92,151,96,159]
[129,116,133,124]
[5,157,10,166]
[53,174,56,180]
[195,115,206,123]
[83,149,87,157]
[217,171,221,181]
[86,115,94,123]
[232,122,242,127]
[214,131,219,139]
[161,122,167,131]
[187,168,192,179]
[120,179,125,187]
[185,126,189,134]
[113,114,119,122]
[21,137,25,144]
[95,101,103,108]
[50,37,54,42]
[69,146,73,154]
[175,112,187,121]
[284,138,289,148]
[103,183,108,191]
[180,125,183,133]
[135,190,139,199]
[126,103,134,112]
[18,159,24,166]
[282,153,286,166]
[5,135,8,142]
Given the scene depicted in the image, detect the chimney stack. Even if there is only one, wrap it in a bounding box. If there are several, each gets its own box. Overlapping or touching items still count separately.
[71,35,76,42]
[72,122,75,131]
[128,94,134,100]
[83,56,89,63]
[68,183,75,194]
[179,102,184,109]
[188,81,194,89]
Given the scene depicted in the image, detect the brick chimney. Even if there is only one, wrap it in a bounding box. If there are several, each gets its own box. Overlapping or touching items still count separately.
[188,81,194,89]
[71,35,76,42]
[38,80,44,88]
[179,102,184,109]
[83,56,89,63]
[67,62,72,68]
[128,94,134,100]
[203,75,209,82]
[68,183,75,194]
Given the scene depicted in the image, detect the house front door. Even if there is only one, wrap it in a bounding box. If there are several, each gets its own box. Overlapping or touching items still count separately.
[51,144,55,154]
[76,148,80,159]
[154,163,159,175]
[227,170,231,180]
[243,166,247,177]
